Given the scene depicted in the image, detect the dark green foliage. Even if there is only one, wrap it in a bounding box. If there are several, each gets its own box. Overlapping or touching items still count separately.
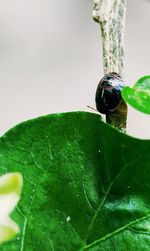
[0,111,150,250]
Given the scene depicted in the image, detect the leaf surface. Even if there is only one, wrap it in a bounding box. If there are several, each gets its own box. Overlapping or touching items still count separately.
[122,75,150,114]
[0,111,150,250]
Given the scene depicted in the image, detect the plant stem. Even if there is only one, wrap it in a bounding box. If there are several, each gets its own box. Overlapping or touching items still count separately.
[93,0,128,131]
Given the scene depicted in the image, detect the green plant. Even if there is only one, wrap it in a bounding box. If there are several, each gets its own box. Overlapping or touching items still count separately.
[0,0,150,250]
[0,112,150,250]
[122,75,150,114]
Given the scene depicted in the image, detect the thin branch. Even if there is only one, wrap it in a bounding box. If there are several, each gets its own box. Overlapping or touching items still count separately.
[93,0,127,77]
[93,0,128,131]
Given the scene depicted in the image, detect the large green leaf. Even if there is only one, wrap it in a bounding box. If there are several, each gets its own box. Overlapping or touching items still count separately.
[0,111,150,250]
[122,75,150,114]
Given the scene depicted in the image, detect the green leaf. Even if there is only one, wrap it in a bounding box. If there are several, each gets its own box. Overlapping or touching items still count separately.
[0,111,150,250]
[0,173,23,244]
[122,75,150,114]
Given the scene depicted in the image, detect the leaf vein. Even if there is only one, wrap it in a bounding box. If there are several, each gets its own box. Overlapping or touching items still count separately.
[84,155,149,242]
[83,213,150,250]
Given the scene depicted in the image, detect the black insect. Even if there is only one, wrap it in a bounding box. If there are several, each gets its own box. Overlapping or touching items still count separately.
[95,72,125,114]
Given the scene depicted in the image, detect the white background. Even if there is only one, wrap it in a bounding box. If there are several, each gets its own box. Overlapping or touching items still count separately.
[0,0,149,138]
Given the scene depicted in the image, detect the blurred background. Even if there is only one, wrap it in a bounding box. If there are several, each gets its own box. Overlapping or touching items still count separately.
[0,0,149,138]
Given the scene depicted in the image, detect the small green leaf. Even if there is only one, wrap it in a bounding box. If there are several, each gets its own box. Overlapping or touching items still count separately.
[0,173,23,244]
[0,111,149,250]
[122,75,150,114]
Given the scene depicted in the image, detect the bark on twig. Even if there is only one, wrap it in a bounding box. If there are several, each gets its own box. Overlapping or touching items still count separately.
[93,0,127,77]
[93,0,128,131]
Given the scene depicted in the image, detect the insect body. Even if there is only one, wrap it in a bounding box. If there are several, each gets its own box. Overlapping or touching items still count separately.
[95,72,125,114]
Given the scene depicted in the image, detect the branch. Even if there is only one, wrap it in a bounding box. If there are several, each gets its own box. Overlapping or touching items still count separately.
[93,0,127,77]
[93,0,128,131]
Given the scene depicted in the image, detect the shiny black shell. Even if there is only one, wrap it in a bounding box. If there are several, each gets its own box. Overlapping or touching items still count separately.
[95,72,125,114]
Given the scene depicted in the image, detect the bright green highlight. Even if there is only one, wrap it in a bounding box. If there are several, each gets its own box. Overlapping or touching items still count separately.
[122,75,150,114]
[0,173,22,196]
[0,111,149,250]
[0,173,23,244]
